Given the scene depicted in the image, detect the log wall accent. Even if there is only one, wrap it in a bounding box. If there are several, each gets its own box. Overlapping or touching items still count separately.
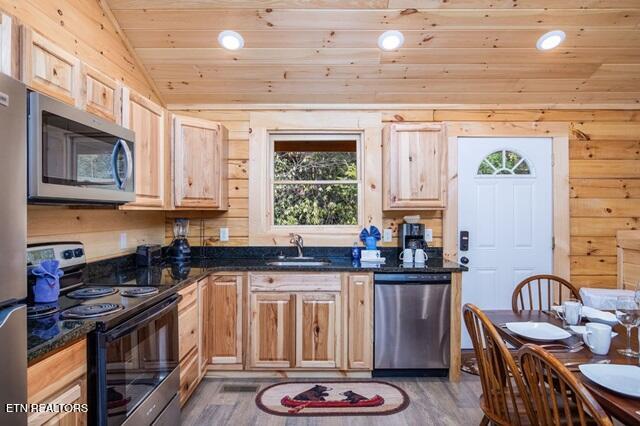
[166,108,640,289]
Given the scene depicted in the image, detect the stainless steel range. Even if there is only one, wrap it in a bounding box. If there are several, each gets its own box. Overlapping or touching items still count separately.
[27,242,180,426]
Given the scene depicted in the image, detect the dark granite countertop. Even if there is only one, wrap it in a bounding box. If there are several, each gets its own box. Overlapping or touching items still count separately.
[27,247,466,362]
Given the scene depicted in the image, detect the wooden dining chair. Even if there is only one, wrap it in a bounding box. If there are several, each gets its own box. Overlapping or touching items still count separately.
[512,274,582,313]
[463,303,535,425]
[517,344,613,426]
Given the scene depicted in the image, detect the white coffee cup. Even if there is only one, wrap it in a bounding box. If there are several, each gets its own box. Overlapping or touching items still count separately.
[399,248,413,263]
[414,249,428,264]
[560,299,583,326]
[583,322,612,355]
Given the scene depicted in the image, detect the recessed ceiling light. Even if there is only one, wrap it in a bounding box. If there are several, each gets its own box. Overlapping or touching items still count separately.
[378,30,404,51]
[536,30,566,51]
[218,30,244,50]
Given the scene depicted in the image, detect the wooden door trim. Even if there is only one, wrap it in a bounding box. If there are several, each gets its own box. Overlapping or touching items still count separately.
[443,121,570,382]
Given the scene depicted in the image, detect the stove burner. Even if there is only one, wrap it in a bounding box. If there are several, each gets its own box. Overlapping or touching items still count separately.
[67,287,118,299]
[27,304,59,319]
[121,287,159,297]
[61,303,123,319]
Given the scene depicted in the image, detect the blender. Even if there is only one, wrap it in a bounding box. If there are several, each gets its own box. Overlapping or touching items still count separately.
[167,218,191,262]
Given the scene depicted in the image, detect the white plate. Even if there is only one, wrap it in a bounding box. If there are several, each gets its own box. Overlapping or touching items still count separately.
[505,322,572,342]
[582,306,618,326]
[579,364,640,398]
[569,325,618,338]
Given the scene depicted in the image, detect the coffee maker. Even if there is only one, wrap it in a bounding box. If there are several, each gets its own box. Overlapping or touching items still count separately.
[399,223,427,250]
[167,218,191,262]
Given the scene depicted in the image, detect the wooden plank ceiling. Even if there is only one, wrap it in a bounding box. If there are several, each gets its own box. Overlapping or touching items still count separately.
[105,0,640,106]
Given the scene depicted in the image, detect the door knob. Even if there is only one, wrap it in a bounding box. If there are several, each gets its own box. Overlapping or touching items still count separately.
[460,256,469,265]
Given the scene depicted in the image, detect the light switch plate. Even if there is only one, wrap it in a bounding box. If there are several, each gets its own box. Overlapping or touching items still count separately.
[383,228,393,242]
[119,232,127,249]
[424,228,433,242]
[220,227,229,242]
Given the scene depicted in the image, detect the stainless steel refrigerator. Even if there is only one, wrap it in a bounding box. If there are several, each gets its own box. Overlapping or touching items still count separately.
[0,72,28,424]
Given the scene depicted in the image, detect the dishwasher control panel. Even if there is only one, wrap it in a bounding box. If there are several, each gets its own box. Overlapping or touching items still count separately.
[374,273,451,283]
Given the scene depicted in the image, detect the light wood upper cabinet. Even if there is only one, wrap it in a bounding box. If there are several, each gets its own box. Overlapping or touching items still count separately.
[122,87,165,208]
[27,339,87,426]
[205,274,243,366]
[21,28,81,106]
[347,274,373,369]
[249,292,295,368]
[0,13,19,78]
[173,115,228,210]
[296,292,341,369]
[81,64,121,123]
[383,123,447,210]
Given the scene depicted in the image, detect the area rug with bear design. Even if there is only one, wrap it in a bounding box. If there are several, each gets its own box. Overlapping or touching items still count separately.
[255,381,410,416]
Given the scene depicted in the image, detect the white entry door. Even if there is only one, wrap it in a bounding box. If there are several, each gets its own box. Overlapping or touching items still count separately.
[459,137,553,349]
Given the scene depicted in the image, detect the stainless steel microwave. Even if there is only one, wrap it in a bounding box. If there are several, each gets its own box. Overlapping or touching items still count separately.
[28,91,135,204]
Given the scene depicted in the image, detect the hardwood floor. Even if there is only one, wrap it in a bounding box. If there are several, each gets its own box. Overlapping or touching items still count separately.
[181,373,483,425]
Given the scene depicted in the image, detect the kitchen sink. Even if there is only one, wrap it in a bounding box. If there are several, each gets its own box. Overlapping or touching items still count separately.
[266,258,331,266]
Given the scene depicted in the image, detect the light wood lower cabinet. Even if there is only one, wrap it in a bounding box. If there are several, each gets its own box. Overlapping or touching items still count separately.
[347,274,373,369]
[296,292,341,368]
[249,292,296,368]
[205,275,243,366]
[27,339,87,426]
[178,282,201,406]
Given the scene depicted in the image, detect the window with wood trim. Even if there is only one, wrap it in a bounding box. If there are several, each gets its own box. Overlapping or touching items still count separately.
[270,133,362,227]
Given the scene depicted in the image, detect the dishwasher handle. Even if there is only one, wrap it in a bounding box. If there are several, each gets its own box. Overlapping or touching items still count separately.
[374,273,451,284]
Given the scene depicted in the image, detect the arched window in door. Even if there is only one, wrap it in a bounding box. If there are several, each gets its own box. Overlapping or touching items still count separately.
[477,150,532,176]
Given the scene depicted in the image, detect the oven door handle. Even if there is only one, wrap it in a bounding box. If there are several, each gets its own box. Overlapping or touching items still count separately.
[105,294,180,342]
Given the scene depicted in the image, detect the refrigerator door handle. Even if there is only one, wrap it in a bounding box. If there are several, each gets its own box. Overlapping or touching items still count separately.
[0,304,25,328]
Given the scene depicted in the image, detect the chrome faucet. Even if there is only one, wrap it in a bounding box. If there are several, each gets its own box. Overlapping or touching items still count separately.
[289,233,304,258]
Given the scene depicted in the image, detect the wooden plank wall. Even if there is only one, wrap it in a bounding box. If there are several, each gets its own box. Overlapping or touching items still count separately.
[167,109,640,289]
[3,0,167,261]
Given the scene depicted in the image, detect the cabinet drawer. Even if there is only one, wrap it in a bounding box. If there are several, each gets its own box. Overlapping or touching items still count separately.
[179,349,199,407]
[178,282,197,312]
[178,302,198,361]
[249,273,341,292]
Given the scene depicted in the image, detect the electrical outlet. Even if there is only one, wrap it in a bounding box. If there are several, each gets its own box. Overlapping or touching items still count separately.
[383,228,393,242]
[424,228,433,243]
[220,227,229,242]
[119,232,127,249]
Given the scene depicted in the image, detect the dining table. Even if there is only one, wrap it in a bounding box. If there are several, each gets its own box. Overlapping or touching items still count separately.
[483,310,640,425]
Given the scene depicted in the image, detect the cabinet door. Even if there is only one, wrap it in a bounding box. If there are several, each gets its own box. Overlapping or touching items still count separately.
[0,13,19,78]
[173,115,228,209]
[295,293,341,368]
[347,274,373,369]
[122,87,165,208]
[249,293,295,368]
[383,123,447,210]
[21,28,81,106]
[206,275,243,366]
[197,277,209,376]
[28,339,87,425]
[81,64,121,123]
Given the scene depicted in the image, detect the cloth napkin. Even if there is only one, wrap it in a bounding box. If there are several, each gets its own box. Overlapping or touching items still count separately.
[31,260,64,303]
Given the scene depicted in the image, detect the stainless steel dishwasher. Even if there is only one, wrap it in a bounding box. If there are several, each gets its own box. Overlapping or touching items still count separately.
[374,273,451,376]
